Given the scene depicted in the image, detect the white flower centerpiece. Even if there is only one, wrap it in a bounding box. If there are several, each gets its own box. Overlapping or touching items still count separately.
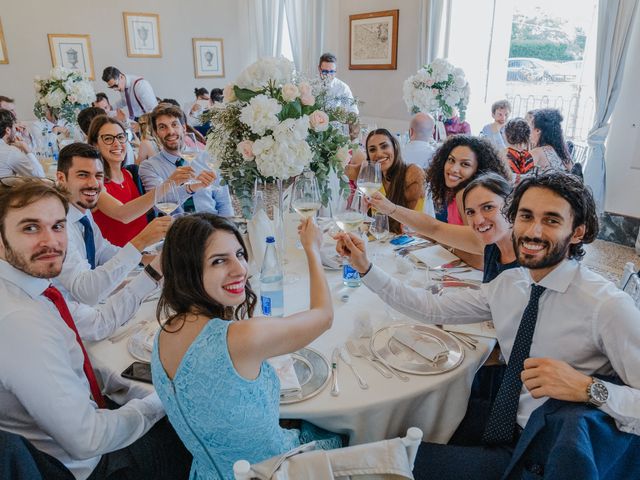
[204,57,353,218]
[33,67,95,124]
[403,58,470,120]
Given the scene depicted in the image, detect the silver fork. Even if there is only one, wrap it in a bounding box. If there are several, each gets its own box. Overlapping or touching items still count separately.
[346,340,392,378]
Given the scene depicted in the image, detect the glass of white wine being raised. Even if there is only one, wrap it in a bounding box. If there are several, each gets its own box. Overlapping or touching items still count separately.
[180,132,200,185]
[154,180,181,216]
[333,190,366,235]
[356,160,382,198]
[291,170,321,219]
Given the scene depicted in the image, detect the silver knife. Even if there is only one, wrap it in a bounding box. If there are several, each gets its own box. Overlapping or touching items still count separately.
[340,347,368,389]
[330,348,340,396]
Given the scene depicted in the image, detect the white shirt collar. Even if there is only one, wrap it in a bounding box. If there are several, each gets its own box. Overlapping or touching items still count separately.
[0,259,51,299]
[523,258,580,294]
[67,204,89,224]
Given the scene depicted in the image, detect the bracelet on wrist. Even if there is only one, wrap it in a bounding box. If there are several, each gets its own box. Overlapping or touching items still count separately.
[360,263,373,277]
[185,184,194,195]
[390,204,398,215]
[144,263,163,283]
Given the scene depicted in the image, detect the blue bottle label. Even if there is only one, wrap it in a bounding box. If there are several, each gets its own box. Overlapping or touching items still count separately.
[261,295,272,316]
[343,264,360,280]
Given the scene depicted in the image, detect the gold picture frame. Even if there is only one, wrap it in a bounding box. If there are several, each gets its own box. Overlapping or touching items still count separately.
[123,12,162,58]
[192,38,225,78]
[0,18,8,64]
[47,34,95,79]
[349,10,399,70]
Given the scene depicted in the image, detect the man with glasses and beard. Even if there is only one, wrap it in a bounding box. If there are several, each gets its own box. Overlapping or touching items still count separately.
[54,143,172,305]
[336,171,640,479]
[0,177,191,479]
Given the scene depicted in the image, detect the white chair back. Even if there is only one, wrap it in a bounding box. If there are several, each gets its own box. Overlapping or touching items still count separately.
[233,427,423,480]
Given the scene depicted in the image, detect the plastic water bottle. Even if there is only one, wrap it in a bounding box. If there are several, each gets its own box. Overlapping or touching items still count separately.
[48,141,59,162]
[260,236,284,317]
[343,257,362,288]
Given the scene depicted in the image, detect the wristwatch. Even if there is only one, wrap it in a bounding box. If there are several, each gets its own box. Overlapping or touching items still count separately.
[144,263,163,283]
[586,377,608,407]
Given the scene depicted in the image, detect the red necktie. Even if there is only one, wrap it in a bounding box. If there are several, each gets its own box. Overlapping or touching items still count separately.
[42,285,107,408]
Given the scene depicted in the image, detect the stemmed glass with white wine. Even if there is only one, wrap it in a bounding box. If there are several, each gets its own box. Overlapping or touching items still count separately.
[356,160,382,198]
[333,190,365,234]
[180,132,201,185]
[291,170,321,220]
[370,212,389,260]
[154,180,181,216]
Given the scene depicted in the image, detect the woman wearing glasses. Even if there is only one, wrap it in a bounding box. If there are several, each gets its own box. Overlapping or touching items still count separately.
[87,115,190,246]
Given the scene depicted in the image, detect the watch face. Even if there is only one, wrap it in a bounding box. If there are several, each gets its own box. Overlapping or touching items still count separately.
[590,381,608,403]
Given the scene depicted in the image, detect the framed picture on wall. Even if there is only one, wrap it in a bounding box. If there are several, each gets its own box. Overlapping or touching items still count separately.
[123,12,162,57]
[47,34,95,79]
[192,38,224,78]
[0,18,8,64]
[349,10,399,70]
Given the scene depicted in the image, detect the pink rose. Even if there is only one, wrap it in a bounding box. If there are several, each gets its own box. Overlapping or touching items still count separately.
[223,84,237,103]
[236,140,255,160]
[300,93,315,106]
[281,83,300,102]
[298,81,312,96]
[309,110,329,132]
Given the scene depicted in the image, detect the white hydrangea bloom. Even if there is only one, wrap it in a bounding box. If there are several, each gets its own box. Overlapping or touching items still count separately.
[239,94,282,135]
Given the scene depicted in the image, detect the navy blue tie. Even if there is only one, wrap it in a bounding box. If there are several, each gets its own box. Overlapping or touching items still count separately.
[174,157,196,213]
[78,216,96,270]
[482,284,547,445]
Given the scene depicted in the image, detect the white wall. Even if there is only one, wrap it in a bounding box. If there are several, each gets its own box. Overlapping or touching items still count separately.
[603,7,640,218]
[0,0,252,120]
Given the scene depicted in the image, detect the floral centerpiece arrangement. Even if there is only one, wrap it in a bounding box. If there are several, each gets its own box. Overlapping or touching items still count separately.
[33,67,95,124]
[402,58,470,120]
[204,57,353,216]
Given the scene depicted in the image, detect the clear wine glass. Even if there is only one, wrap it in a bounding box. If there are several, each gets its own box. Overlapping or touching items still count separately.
[181,132,200,185]
[356,161,382,198]
[154,180,181,216]
[370,212,389,260]
[333,190,365,234]
[291,170,321,220]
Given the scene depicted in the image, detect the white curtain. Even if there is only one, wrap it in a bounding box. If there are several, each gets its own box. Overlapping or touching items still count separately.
[417,0,448,68]
[284,0,326,76]
[246,0,285,58]
[583,0,638,212]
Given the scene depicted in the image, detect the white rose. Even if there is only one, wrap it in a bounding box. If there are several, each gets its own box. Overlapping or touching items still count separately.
[298,81,312,97]
[239,94,282,135]
[335,146,350,166]
[281,83,299,102]
[223,84,237,103]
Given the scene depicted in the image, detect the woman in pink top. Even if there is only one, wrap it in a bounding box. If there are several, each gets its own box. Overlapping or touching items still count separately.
[425,135,510,268]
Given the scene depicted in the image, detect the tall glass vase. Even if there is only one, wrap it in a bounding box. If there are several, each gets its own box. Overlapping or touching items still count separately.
[275,178,286,265]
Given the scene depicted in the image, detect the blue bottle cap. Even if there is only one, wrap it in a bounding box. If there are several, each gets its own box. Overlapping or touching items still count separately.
[265,236,275,243]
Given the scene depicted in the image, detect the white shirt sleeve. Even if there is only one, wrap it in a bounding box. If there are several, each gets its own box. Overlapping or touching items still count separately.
[132,79,158,114]
[56,240,142,306]
[0,310,164,461]
[0,146,45,177]
[594,295,640,435]
[362,264,493,324]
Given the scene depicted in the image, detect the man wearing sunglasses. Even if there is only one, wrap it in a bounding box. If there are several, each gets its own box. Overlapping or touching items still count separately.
[318,52,358,115]
[101,66,158,121]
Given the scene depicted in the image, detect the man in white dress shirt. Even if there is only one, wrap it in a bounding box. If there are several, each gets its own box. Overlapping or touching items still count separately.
[102,66,158,121]
[0,95,36,148]
[403,112,437,169]
[318,52,358,115]
[0,177,190,479]
[0,109,45,178]
[54,143,171,305]
[337,171,640,479]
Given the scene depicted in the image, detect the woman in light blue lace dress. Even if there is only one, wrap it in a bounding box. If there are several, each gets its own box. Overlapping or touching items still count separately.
[151,213,341,479]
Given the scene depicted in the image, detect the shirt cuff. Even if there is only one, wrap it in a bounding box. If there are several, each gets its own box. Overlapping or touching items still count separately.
[361,264,389,293]
[121,241,144,263]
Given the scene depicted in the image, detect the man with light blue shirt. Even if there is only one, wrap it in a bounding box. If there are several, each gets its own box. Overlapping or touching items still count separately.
[0,109,45,178]
[139,103,233,216]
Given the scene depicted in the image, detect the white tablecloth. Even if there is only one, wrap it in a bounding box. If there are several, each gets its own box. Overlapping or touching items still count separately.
[87,218,495,445]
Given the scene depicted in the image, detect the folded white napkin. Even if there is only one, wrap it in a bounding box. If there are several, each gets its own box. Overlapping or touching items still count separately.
[267,354,302,396]
[247,208,275,273]
[392,329,449,362]
[409,244,459,268]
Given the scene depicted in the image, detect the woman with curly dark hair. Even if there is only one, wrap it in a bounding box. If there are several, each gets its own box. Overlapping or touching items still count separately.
[425,135,511,225]
[529,108,572,171]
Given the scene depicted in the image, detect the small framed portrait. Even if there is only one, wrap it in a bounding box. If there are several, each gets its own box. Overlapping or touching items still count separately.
[349,10,399,70]
[47,34,95,79]
[123,12,162,58]
[0,18,9,64]
[192,38,224,78]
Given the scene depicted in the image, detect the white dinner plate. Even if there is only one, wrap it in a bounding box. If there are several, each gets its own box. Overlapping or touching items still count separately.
[280,347,330,404]
[370,324,464,375]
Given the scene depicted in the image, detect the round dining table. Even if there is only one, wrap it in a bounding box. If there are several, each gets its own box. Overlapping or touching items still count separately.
[87,217,495,446]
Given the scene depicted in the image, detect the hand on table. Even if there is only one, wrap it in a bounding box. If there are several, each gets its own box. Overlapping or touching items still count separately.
[335,232,370,274]
[521,357,592,403]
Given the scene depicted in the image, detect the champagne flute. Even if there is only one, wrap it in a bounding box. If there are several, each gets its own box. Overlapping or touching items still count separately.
[356,161,382,197]
[181,132,200,185]
[154,180,180,216]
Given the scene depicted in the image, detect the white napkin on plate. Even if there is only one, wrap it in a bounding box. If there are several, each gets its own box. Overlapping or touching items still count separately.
[267,354,302,396]
[392,329,449,362]
[409,244,459,268]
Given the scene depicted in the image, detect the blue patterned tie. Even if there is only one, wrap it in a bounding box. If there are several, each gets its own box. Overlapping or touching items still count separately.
[78,216,96,270]
[482,284,546,445]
